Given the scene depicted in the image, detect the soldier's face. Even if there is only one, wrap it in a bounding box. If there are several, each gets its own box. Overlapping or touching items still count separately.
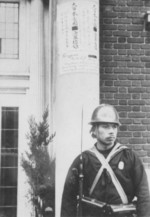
[95,123,118,146]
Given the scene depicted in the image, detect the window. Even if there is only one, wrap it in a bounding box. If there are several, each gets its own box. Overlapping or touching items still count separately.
[0,107,18,217]
[0,2,19,59]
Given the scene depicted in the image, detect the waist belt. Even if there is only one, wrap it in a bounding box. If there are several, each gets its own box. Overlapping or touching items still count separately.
[89,143,128,204]
[81,196,136,215]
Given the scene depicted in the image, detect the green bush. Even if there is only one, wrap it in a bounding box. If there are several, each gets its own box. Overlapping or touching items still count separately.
[21,109,55,216]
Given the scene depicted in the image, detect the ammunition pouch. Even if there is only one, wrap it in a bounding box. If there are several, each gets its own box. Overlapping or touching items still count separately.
[79,196,137,217]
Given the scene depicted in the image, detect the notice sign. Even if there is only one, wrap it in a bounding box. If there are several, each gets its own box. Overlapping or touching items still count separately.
[57,0,99,74]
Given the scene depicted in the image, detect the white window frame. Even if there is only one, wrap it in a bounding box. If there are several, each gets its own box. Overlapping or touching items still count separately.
[0,0,30,75]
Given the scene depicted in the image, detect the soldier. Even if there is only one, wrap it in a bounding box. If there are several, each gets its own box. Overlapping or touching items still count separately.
[61,104,150,217]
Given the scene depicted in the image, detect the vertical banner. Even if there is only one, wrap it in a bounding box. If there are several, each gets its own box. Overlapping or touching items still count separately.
[57,0,99,74]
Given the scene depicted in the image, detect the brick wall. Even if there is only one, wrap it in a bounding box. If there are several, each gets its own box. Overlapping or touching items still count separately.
[100,0,150,167]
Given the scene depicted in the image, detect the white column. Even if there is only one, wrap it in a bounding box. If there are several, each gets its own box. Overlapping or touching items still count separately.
[29,0,45,120]
[55,0,99,216]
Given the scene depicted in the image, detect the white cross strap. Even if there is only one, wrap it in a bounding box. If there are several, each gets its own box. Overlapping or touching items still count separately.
[89,143,128,204]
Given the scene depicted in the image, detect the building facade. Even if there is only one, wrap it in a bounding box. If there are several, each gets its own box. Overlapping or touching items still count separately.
[0,0,150,217]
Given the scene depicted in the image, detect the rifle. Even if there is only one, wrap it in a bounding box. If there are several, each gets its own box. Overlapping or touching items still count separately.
[77,108,84,217]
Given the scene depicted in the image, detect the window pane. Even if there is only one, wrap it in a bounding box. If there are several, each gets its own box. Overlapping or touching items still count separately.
[2,130,18,149]
[0,188,17,206]
[0,207,17,217]
[2,107,18,129]
[1,154,18,167]
[0,2,19,59]
[0,107,18,217]
[1,168,17,186]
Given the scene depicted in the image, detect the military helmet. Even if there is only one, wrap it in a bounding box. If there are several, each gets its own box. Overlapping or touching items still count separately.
[89,104,120,126]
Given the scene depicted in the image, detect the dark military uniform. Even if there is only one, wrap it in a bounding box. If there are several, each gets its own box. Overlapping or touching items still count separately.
[61,143,150,217]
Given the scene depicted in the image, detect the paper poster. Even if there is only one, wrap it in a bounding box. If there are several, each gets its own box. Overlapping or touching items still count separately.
[57,0,99,74]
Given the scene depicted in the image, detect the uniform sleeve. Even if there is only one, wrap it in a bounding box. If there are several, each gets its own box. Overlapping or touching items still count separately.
[132,151,150,217]
[61,156,80,217]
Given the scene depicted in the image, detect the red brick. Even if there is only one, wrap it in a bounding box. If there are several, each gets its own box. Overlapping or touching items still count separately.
[114,81,131,86]
[116,106,131,112]
[114,68,131,74]
[118,87,127,93]
[101,24,117,30]
[114,93,130,99]
[128,87,146,93]
[132,68,141,74]
[102,30,113,36]
[128,100,145,105]
[132,144,143,150]
[141,93,150,99]
[105,93,114,99]
[120,125,128,131]
[127,12,142,18]
[118,37,126,43]
[101,87,118,93]
[143,144,150,150]
[127,62,144,68]
[101,74,117,80]
[118,50,127,55]
[118,12,126,18]
[128,112,145,118]
[133,132,142,137]
[132,32,140,37]
[142,119,150,124]
[113,18,131,24]
[132,94,140,99]
[120,119,132,124]
[105,81,113,86]
[117,62,126,67]
[132,57,140,62]
[119,112,127,118]
[127,25,143,31]
[127,2,143,6]
[101,62,117,67]
[118,75,128,80]
[141,44,150,49]
[102,99,118,105]
[114,56,131,61]
[141,57,150,62]
[118,132,132,137]
[104,19,113,24]
[102,36,117,43]
[132,18,144,25]
[129,138,147,145]
[127,49,144,55]
[114,44,131,49]
[128,125,147,131]
[133,119,142,124]
[102,56,112,61]
[132,106,140,112]
[127,38,144,43]
[100,0,117,6]
[132,81,141,86]
[114,7,130,12]
[118,25,126,30]
[128,74,145,80]
[145,100,150,105]
[141,81,150,86]
[118,138,129,144]
[119,100,127,105]
[142,106,150,112]
[146,75,150,80]
[101,50,117,55]
[137,151,147,157]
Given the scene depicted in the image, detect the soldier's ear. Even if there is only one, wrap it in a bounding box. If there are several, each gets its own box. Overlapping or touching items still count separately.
[90,125,97,138]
